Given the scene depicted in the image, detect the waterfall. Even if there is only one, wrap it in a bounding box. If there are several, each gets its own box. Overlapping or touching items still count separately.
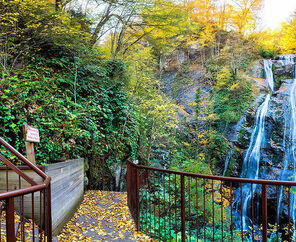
[115,165,121,190]
[241,94,271,180]
[235,59,273,232]
[223,148,234,176]
[278,61,296,237]
[232,55,296,238]
[263,59,275,91]
[239,94,271,231]
[278,54,295,66]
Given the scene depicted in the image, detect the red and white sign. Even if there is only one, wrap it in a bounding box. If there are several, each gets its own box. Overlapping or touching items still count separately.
[26,126,40,143]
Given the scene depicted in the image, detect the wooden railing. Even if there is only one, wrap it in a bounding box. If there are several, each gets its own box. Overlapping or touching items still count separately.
[127,160,296,242]
[0,138,52,241]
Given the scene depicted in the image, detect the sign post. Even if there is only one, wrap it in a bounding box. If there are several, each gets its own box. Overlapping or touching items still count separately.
[23,123,40,164]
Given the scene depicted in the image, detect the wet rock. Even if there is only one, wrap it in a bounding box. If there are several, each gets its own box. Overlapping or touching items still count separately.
[247,60,263,79]
[160,66,207,121]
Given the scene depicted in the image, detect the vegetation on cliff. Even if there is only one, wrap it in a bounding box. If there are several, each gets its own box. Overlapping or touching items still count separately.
[0,0,296,189]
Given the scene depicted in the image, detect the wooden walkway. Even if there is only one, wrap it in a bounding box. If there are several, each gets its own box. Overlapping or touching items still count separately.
[58,190,153,241]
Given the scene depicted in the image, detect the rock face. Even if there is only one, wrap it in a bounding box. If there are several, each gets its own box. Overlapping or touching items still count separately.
[161,54,296,235]
[160,50,189,72]
[160,54,295,184]
[223,57,295,180]
[161,64,209,122]
[228,56,296,237]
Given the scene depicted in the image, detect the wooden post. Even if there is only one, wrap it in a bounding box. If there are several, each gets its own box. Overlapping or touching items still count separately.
[25,141,36,164]
[23,123,40,164]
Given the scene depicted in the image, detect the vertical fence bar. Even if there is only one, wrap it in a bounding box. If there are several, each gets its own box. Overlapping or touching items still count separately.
[46,185,52,241]
[148,171,152,236]
[21,195,25,242]
[145,171,148,234]
[158,172,161,238]
[43,189,46,241]
[6,197,15,242]
[220,181,223,242]
[240,183,243,241]
[32,192,35,241]
[288,187,291,242]
[39,191,42,240]
[0,201,2,242]
[262,184,268,242]
[181,174,185,242]
[188,177,191,241]
[136,168,140,231]
[164,173,166,240]
[196,178,199,240]
[153,172,156,238]
[175,174,177,242]
[203,178,206,241]
[212,179,215,241]
[146,171,148,233]
[276,185,279,242]
[169,174,171,240]
[230,182,233,241]
[251,183,254,241]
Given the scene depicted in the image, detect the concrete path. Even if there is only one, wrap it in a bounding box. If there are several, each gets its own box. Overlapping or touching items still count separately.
[58,190,153,241]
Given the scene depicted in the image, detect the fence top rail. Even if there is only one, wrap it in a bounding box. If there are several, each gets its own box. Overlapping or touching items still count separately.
[0,181,48,200]
[129,161,296,186]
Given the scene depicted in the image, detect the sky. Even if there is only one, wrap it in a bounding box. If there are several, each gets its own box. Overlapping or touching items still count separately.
[260,0,296,30]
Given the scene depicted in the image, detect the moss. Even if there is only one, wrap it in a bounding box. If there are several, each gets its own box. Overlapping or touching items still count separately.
[260,69,265,79]
[274,72,293,89]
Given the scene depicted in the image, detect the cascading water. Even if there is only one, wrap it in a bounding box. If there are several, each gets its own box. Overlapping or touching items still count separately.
[234,59,273,233]
[223,147,234,177]
[234,54,296,239]
[278,56,296,237]
[278,54,295,66]
[238,94,271,231]
[263,59,275,91]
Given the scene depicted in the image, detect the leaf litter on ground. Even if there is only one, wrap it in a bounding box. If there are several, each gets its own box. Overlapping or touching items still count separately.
[58,190,154,241]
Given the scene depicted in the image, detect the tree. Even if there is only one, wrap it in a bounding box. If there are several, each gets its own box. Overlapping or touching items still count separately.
[124,44,179,164]
[279,13,296,53]
[230,0,263,34]
[0,0,89,81]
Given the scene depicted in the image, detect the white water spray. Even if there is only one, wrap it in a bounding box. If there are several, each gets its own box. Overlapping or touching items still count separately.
[278,62,296,238]
[240,94,271,231]
[278,54,295,66]
[263,59,275,91]
[236,59,274,232]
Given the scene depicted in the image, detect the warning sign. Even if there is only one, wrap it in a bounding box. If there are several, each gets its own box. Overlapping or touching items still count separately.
[25,126,40,143]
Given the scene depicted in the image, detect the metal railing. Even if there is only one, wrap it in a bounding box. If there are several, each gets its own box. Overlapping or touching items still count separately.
[0,138,52,241]
[127,161,296,242]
